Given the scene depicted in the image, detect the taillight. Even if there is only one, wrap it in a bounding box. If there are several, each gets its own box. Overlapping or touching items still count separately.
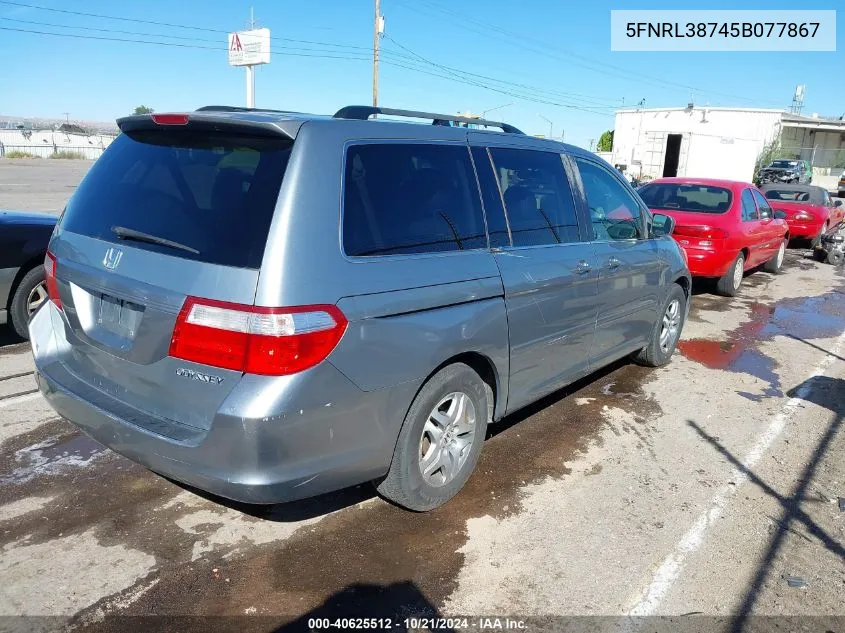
[44,250,62,310]
[794,211,812,221]
[672,225,729,240]
[151,113,189,125]
[169,297,347,376]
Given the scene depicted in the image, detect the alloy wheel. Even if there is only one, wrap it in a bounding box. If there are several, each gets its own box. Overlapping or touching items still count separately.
[418,392,476,487]
[26,281,48,317]
[659,299,681,353]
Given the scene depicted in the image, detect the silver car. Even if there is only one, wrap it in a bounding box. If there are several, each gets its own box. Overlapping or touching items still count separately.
[29,106,690,511]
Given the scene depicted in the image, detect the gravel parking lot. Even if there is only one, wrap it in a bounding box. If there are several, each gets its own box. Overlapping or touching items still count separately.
[1,160,843,632]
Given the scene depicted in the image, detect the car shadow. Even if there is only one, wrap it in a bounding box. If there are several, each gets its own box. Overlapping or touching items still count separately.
[688,374,844,632]
[0,324,26,348]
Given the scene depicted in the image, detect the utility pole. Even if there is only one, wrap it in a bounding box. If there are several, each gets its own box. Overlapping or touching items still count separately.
[245,7,256,108]
[373,0,381,110]
[539,114,553,139]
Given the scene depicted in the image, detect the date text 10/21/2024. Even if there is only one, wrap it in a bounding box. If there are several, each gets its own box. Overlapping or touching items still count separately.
[307,618,527,630]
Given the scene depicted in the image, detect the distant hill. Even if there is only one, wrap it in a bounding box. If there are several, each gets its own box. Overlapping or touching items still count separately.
[0,115,119,135]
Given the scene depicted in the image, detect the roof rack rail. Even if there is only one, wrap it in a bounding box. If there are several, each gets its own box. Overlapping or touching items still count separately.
[333,106,524,135]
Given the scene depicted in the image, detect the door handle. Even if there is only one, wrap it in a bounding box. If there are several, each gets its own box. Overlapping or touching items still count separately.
[573,260,592,275]
[606,256,621,269]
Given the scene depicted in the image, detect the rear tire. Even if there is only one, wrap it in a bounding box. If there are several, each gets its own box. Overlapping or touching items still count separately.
[762,239,787,274]
[376,363,489,511]
[716,253,744,297]
[811,223,828,249]
[633,284,687,368]
[9,266,47,340]
[827,249,844,266]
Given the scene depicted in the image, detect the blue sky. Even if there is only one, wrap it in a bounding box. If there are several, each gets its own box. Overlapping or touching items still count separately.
[0,0,841,149]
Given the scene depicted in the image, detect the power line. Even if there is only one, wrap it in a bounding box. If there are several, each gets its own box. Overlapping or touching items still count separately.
[1,16,373,56]
[393,0,787,108]
[380,59,613,118]
[382,36,618,109]
[0,26,373,61]
[0,0,372,52]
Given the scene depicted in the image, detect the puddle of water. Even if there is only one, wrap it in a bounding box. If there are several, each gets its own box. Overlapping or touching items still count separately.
[679,289,845,400]
[38,434,104,462]
[1,433,108,485]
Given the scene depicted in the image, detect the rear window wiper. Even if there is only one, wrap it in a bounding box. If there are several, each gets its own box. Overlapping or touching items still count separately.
[111,226,200,255]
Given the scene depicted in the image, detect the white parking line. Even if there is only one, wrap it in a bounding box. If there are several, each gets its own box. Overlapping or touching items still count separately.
[628,328,845,617]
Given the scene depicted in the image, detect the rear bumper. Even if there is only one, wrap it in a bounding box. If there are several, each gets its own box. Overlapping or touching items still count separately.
[675,245,737,278]
[786,220,824,239]
[29,303,414,505]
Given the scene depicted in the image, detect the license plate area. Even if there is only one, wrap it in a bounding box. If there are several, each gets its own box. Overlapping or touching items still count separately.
[96,293,144,339]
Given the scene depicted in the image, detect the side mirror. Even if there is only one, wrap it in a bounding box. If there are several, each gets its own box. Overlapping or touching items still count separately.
[774,210,787,220]
[651,213,675,237]
[834,199,843,208]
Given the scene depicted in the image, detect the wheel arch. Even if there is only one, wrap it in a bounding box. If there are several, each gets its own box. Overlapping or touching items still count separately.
[430,352,501,424]
[6,255,44,312]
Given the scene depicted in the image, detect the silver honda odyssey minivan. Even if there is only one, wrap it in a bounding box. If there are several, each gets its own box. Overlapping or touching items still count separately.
[30,105,690,511]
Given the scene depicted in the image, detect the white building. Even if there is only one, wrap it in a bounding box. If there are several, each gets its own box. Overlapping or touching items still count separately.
[610,105,845,186]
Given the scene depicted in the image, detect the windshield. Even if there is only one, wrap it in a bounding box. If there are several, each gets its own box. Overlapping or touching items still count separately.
[638,183,732,214]
[60,130,293,269]
[770,160,798,169]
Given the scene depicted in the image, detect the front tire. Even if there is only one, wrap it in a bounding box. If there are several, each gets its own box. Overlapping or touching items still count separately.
[633,284,687,368]
[762,239,787,274]
[376,363,489,511]
[716,252,745,297]
[9,266,47,339]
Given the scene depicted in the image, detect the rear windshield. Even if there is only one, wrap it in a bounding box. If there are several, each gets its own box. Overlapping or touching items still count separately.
[61,130,292,268]
[763,188,820,204]
[638,183,732,214]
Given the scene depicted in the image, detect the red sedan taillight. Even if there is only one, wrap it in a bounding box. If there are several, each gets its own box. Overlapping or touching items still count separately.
[169,297,347,376]
[793,211,813,221]
[44,250,62,310]
[673,225,729,240]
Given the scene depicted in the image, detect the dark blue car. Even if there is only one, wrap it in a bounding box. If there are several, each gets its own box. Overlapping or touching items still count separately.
[1,210,57,338]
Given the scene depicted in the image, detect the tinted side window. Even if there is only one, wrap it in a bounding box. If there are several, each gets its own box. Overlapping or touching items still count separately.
[741,189,758,221]
[343,144,486,257]
[752,189,773,218]
[471,147,510,248]
[489,148,580,247]
[574,158,643,240]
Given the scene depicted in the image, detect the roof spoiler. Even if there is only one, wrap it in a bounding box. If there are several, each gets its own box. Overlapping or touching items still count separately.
[116,111,297,139]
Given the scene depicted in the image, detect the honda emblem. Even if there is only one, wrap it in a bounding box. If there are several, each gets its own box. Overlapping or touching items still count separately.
[103,247,123,270]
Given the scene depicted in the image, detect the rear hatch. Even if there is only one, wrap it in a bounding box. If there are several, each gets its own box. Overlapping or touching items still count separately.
[638,182,733,247]
[47,113,295,431]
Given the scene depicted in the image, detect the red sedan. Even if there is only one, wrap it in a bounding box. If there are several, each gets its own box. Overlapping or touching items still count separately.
[759,183,845,245]
[638,178,789,296]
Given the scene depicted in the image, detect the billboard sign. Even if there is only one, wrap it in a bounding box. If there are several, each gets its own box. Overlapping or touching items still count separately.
[228,28,271,66]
